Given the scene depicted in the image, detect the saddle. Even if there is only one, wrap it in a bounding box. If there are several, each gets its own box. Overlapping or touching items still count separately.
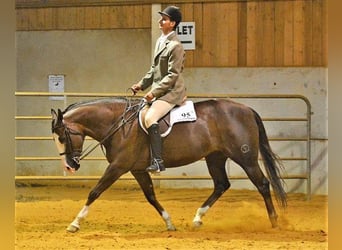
[139,100,197,137]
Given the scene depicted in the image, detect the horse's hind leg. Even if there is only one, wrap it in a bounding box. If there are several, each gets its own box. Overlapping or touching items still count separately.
[238,160,278,227]
[193,152,230,227]
[131,170,176,231]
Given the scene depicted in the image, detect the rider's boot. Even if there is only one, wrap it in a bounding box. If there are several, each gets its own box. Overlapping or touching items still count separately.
[146,123,165,173]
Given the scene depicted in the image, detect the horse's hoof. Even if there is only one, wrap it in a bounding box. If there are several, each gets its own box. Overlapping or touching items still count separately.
[193,221,203,228]
[66,224,79,233]
[270,220,278,229]
[167,225,177,231]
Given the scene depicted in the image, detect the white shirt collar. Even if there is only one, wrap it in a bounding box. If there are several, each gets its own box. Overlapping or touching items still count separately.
[159,31,175,44]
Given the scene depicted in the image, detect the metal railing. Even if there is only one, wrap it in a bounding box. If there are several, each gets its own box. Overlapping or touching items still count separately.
[15,92,312,199]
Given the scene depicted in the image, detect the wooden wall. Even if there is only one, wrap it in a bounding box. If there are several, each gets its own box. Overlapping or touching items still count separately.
[16,0,327,67]
[16,5,151,29]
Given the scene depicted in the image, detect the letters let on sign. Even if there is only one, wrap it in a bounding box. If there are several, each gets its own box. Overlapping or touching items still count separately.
[176,22,195,50]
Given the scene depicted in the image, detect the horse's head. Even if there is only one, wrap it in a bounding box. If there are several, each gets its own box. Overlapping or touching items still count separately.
[51,108,85,173]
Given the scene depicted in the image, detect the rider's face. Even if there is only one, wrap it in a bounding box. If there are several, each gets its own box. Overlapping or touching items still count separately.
[158,14,175,35]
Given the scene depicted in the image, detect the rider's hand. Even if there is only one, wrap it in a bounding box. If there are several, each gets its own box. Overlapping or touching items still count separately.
[144,92,154,103]
[131,83,141,95]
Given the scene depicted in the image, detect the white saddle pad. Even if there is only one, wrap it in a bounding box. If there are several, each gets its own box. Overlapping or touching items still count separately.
[139,100,197,137]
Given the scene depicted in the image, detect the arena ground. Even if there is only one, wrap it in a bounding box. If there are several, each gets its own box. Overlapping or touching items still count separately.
[15,181,327,249]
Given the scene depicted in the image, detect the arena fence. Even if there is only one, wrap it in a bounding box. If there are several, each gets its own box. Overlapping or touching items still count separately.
[15,92,312,199]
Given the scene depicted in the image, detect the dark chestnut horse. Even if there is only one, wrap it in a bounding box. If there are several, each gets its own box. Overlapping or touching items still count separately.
[51,97,286,232]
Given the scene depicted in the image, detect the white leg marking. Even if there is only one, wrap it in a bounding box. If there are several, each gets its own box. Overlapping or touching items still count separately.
[162,211,176,231]
[67,205,89,233]
[193,205,210,227]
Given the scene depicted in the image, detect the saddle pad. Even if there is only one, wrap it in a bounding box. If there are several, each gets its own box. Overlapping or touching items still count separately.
[139,100,197,137]
[170,100,197,124]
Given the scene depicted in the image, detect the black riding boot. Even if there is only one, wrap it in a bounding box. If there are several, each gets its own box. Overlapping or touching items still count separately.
[146,123,165,173]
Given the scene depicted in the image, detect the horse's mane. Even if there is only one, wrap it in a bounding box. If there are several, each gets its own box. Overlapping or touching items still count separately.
[63,97,132,113]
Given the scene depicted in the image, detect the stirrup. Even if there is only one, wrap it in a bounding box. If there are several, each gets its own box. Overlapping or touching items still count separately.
[146,158,165,173]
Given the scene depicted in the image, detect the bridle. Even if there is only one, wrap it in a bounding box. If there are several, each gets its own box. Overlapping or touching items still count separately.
[53,98,146,166]
[52,124,84,167]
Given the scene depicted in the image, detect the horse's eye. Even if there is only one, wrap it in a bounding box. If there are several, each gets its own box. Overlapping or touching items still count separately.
[58,137,66,144]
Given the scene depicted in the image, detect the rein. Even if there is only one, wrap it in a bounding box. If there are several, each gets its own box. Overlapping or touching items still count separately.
[79,98,146,160]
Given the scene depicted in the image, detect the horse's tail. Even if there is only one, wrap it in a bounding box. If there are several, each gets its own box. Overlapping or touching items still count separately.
[252,108,287,208]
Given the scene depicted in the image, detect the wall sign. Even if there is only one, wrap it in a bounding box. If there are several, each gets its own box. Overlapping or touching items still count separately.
[48,74,65,100]
[177,22,195,50]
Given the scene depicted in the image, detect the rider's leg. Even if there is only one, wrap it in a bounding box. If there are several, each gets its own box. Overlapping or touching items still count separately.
[144,100,175,172]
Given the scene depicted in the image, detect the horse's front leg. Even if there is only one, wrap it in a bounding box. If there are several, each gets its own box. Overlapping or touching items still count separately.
[67,165,126,233]
[67,205,89,232]
[131,170,176,231]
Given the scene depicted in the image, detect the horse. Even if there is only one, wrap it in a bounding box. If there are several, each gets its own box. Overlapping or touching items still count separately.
[51,97,287,233]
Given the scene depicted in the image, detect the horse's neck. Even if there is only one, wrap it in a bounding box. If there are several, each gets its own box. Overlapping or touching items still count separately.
[66,104,125,141]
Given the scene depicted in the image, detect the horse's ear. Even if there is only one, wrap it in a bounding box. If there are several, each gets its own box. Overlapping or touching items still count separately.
[51,109,57,120]
[57,109,64,122]
[51,108,63,131]
[51,109,58,132]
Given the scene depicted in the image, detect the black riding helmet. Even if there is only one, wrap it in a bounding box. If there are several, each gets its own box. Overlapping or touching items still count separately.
[158,6,182,28]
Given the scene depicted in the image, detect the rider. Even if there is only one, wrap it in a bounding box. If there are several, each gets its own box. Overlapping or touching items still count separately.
[131,6,187,173]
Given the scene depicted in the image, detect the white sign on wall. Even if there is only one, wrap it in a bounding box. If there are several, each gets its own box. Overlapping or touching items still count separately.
[177,22,195,50]
[48,74,65,100]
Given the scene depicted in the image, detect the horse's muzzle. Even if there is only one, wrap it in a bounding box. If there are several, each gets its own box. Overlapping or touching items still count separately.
[65,155,80,172]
